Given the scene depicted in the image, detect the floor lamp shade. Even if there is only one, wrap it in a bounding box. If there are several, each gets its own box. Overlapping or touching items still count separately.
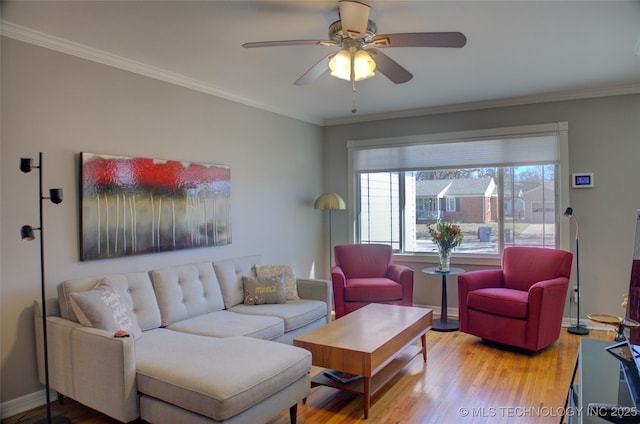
[21,225,36,241]
[314,193,346,267]
[20,152,70,424]
[314,193,346,210]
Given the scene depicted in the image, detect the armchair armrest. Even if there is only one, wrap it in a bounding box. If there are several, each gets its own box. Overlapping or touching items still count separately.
[527,277,570,306]
[386,264,414,306]
[458,269,505,292]
[386,264,413,284]
[527,277,570,330]
[34,300,139,423]
[296,278,333,323]
[528,277,570,292]
[330,265,347,318]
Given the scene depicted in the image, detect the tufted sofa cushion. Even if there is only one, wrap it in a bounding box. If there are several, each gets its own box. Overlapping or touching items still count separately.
[150,262,225,326]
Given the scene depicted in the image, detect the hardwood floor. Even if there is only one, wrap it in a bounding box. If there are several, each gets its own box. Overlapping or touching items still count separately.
[2,329,609,424]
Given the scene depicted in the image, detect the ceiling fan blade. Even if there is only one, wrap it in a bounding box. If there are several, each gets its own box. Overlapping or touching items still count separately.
[371,32,467,48]
[367,49,413,84]
[294,54,333,86]
[338,0,370,38]
[242,40,336,48]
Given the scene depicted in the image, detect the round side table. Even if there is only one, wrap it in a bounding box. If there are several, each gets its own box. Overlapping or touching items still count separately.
[421,267,465,332]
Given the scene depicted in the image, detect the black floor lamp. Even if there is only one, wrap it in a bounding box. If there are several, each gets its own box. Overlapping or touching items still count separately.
[564,207,589,335]
[20,153,71,424]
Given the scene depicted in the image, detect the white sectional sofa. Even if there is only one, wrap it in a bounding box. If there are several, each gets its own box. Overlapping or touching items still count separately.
[34,255,332,424]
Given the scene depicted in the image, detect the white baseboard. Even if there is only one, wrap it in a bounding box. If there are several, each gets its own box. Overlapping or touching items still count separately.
[415,303,454,319]
[0,389,56,420]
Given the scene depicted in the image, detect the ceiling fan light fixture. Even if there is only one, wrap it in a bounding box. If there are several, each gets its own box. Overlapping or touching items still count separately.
[329,48,376,82]
[353,49,375,81]
[329,49,352,81]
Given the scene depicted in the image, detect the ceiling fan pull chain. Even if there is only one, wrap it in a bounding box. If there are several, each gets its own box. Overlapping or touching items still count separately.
[350,47,357,113]
[352,80,357,114]
[349,46,356,83]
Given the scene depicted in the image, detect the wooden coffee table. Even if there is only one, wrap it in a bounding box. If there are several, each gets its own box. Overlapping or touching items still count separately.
[293,303,432,418]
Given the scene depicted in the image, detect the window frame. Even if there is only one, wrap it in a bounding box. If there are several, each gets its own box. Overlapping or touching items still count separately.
[346,122,570,266]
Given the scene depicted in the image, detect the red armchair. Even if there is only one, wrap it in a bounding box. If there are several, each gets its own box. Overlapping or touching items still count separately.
[331,244,414,319]
[457,246,572,352]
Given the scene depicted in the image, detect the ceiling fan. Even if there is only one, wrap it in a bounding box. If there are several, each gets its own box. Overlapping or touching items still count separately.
[242,0,466,86]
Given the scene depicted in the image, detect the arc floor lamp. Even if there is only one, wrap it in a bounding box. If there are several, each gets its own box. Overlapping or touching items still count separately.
[20,153,70,424]
[564,207,589,335]
[314,192,346,267]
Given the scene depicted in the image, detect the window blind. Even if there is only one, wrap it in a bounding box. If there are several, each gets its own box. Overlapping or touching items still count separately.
[351,134,559,173]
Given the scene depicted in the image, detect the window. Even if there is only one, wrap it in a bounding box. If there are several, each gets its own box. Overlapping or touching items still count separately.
[359,172,400,250]
[348,123,570,258]
[445,197,457,212]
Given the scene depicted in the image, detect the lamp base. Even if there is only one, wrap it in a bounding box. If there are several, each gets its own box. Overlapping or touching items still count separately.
[567,325,590,335]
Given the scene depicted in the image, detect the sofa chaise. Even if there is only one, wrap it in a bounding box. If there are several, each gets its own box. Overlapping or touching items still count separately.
[34,254,332,424]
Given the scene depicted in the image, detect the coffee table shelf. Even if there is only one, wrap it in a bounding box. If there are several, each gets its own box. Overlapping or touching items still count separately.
[310,344,422,395]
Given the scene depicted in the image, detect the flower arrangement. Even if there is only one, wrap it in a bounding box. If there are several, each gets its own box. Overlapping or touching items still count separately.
[428,220,463,271]
[428,220,464,251]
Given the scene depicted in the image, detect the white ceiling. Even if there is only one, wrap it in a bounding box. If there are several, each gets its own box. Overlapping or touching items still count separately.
[2,1,640,125]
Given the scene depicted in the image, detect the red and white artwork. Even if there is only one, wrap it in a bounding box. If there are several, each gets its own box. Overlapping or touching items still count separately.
[80,152,231,260]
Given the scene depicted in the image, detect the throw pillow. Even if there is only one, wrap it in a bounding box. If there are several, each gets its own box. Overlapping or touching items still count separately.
[254,264,299,300]
[242,275,286,305]
[69,282,143,339]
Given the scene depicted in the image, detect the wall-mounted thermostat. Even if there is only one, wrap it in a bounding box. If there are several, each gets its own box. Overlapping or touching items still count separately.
[572,173,594,188]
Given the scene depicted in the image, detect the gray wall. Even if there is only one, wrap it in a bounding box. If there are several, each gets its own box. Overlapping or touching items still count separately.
[0,37,324,406]
[323,94,640,322]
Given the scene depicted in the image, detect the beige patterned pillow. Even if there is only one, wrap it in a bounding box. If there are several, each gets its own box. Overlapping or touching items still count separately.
[255,264,300,300]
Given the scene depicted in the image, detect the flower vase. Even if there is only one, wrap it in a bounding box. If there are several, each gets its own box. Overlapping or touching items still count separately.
[437,247,451,272]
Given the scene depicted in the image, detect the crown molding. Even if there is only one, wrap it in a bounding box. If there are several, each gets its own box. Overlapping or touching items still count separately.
[3,20,638,128]
[0,21,323,125]
[323,83,640,126]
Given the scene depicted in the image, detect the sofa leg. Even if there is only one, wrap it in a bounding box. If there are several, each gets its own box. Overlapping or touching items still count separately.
[289,403,298,424]
[56,392,66,405]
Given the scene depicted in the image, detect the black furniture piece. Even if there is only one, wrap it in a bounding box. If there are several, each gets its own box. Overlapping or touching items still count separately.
[422,267,464,331]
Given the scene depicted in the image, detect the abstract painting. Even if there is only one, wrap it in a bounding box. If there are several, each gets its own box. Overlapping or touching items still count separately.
[80,152,231,260]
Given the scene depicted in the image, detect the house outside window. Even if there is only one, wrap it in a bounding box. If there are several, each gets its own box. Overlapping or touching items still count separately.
[348,123,570,259]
